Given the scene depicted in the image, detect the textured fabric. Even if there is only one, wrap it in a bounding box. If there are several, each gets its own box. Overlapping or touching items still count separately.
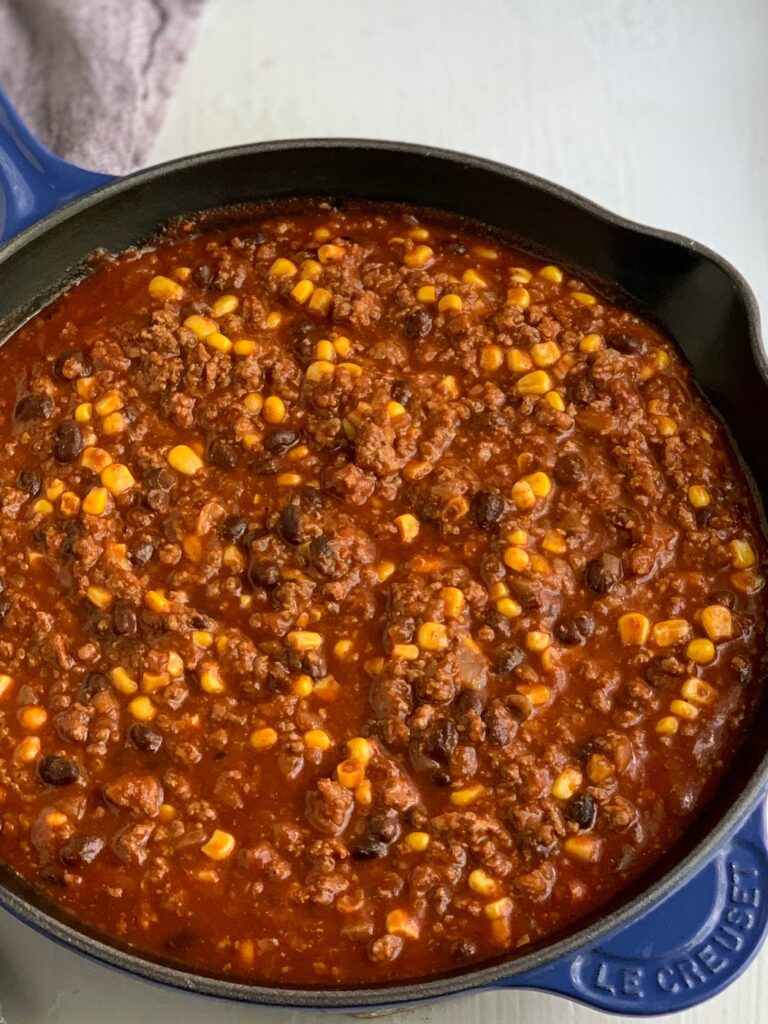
[0,0,206,173]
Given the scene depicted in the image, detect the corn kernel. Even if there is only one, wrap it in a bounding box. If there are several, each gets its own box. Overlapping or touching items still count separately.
[184,314,217,339]
[507,529,528,545]
[148,275,184,301]
[531,342,561,367]
[688,485,710,508]
[32,498,53,515]
[545,391,566,411]
[165,652,184,679]
[144,590,171,615]
[59,491,81,517]
[587,753,614,783]
[516,370,552,396]
[386,909,420,940]
[570,291,596,306]
[440,587,465,619]
[304,729,332,751]
[395,513,420,542]
[701,604,733,642]
[404,245,434,269]
[234,339,258,357]
[81,446,113,474]
[538,265,563,284]
[416,285,436,303]
[375,561,396,583]
[347,737,373,767]
[192,630,213,649]
[507,286,531,308]
[205,331,233,354]
[46,479,65,501]
[211,294,239,318]
[166,445,203,477]
[484,897,513,920]
[110,667,138,695]
[102,411,128,435]
[291,674,313,698]
[354,780,372,805]
[478,344,503,372]
[652,619,691,647]
[86,585,112,610]
[496,597,523,619]
[308,287,333,315]
[74,402,93,423]
[337,757,365,789]
[159,804,177,823]
[306,360,336,382]
[393,644,420,661]
[94,389,123,417]
[128,696,156,722]
[730,539,756,569]
[201,829,236,861]
[655,416,678,437]
[438,294,463,314]
[685,638,715,665]
[524,472,552,498]
[417,622,449,651]
[18,706,47,731]
[251,727,278,750]
[504,348,531,373]
[300,258,322,281]
[290,279,315,305]
[408,227,430,241]
[310,340,334,364]
[656,715,679,735]
[287,630,323,651]
[580,333,603,353]
[269,258,297,277]
[552,767,583,800]
[473,245,498,260]
[405,831,430,852]
[681,677,717,706]
[318,244,344,264]
[526,630,551,652]
[509,267,532,283]
[261,395,286,424]
[462,268,487,287]
[101,463,136,496]
[468,869,498,896]
[542,529,567,554]
[200,664,225,694]
[670,698,699,720]
[0,675,13,700]
[511,480,536,510]
[503,546,530,572]
[386,400,408,421]
[141,670,170,694]
[564,836,601,861]
[15,736,41,764]
[450,784,485,807]
[618,612,651,645]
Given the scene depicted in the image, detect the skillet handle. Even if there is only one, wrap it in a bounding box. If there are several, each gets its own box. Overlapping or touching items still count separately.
[496,798,768,1015]
[0,87,114,244]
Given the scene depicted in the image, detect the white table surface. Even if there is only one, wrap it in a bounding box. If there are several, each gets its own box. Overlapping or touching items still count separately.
[2,0,767,1020]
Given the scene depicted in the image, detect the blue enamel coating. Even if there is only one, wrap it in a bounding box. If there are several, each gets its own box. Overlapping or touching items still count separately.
[0,89,113,243]
[1,82,767,1016]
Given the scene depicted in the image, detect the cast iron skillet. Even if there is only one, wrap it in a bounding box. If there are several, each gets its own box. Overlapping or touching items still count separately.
[1,89,768,1016]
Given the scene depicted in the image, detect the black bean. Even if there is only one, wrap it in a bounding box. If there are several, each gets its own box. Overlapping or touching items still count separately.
[220,515,248,543]
[59,835,105,868]
[456,690,485,714]
[129,538,154,566]
[52,350,92,381]
[17,469,42,496]
[38,755,80,786]
[608,332,645,355]
[292,332,315,367]
[128,723,164,752]
[0,596,11,625]
[113,604,137,636]
[644,654,680,689]
[91,614,112,638]
[144,467,176,491]
[263,429,300,456]
[308,535,340,578]
[192,263,214,288]
[390,381,412,406]
[553,452,586,485]
[206,436,238,470]
[494,644,525,673]
[585,553,622,594]
[15,393,54,421]
[298,649,327,680]
[78,671,108,703]
[247,557,281,589]
[483,702,512,746]
[242,232,267,246]
[278,503,302,544]
[53,420,84,462]
[565,373,596,407]
[565,793,596,829]
[368,809,400,844]
[695,506,714,528]
[297,486,322,511]
[404,308,433,340]
[555,613,595,646]
[472,490,505,530]
[350,838,388,860]
[249,453,278,476]
[709,590,735,610]
[145,489,170,512]
[422,718,458,763]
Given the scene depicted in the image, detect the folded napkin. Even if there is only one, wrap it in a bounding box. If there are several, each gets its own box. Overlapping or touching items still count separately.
[0,0,206,174]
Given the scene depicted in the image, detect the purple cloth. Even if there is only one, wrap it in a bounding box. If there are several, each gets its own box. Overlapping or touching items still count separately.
[0,0,205,174]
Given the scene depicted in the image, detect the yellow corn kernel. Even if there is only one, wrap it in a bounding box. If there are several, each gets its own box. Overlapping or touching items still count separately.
[552,767,583,800]
[287,630,323,651]
[345,737,372,768]
[200,664,225,694]
[686,638,716,665]
[504,348,531,374]
[300,258,322,281]
[86,585,112,610]
[15,736,41,764]
[510,479,536,511]
[102,411,128,435]
[484,897,513,920]
[538,264,563,284]
[276,472,301,486]
[496,596,523,619]
[618,612,651,645]
[192,631,213,649]
[385,401,407,422]
[205,331,233,354]
[45,811,68,827]
[32,498,53,515]
[570,291,597,306]
[141,670,170,694]
[101,463,136,497]
[507,529,528,545]
[407,227,430,241]
[405,831,430,852]
[440,587,465,619]
[656,715,679,735]
[45,478,65,501]
[331,640,352,663]
[318,243,344,264]
[251,727,278,750]
[184,314,217,339]
[290,279,315,305]
[174,267,192,282]
[587,753,614,783]
[416,285,436,304]
[462,268,487,287]
[468,869,498,896]
[518,683,553,706]
[450,784,485,807]
[58,491,80,518]
[352,780,371,806]
[211,294,239,318]
[74,401,93,423]
[241,393,263,417]
[144,590,171,615]
[655,416,678,437]
[336,757,365,789]
[688,485,710,508]
[310,340,334,364]
[164,652,184,679]
[545,391,566,411]
[94,389,123,417]
[167,445,203,477]
[395,513,420,542]
[269,257,297,277]
[730,539,756,569]
[524,472,552,498]
[509,266,532,283]
[308,287,333,316]
[289,673,312,698]
[393,644,420,661]
[110,667,138,695]
[531,341,561,368]
[304,729,332,751]
[473,245,498,260]
[201,829,236,861]
[516,370,552,396]
[374,561,395,584]
[261,395,286,424]
[386,909,420,940]
[403,244,434,269]
[306,360,336,383]
[681,677,718,706]
[18,705,47,731]
[128,696,156,722]
[148,275,184,301]
[234,339,258,357]
[81,446,113,474]
[264,311,282,330]
[670,698,699,720]
[542,529,567,555]
[526,630,551,652]
[417,622,449,652]
[580,333,603,353]
[507,286,531,309]
[503,546,530,572]
[438,294,463,314]
[478,344,503,372]
[75,377,95,399]
[700,604,733,642]
[0,674,13,700]
[159,803,177,823]
[564,836,601,861]
[652,619,691,647]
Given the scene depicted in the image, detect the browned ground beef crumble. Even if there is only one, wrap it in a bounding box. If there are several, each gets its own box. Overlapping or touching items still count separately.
[0,201,765,984]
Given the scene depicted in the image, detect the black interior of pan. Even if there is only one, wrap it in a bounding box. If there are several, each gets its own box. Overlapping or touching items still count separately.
[0,140,766,1006]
